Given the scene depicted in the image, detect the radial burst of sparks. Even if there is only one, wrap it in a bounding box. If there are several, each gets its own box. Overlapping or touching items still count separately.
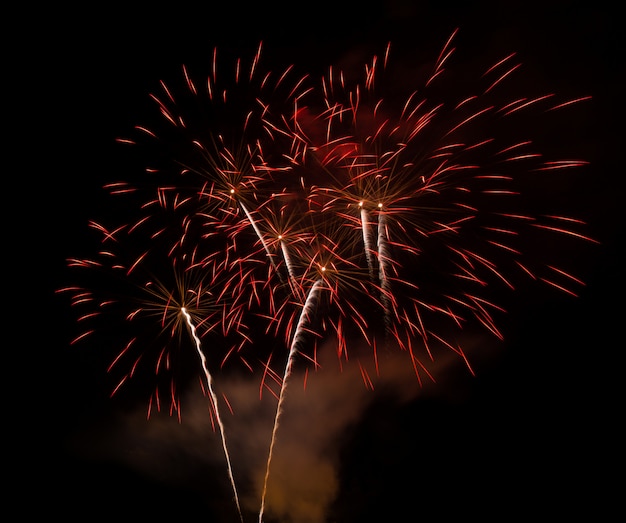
[60,32,595,522]
[59,239,251,418]
[278,33,596,381]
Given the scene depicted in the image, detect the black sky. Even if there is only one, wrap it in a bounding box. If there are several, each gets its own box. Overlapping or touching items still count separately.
[17,2,623,521]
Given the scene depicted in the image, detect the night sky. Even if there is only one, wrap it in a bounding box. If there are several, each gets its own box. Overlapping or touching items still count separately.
[19,2,622,522]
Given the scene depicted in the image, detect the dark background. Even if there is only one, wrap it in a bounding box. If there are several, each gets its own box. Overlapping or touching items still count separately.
[15,1,622,521]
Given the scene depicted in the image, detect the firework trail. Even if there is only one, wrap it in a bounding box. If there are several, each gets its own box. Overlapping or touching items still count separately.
[239,200,282,278]
[181,306,243,522]
[258,278,324,523]
[279,235,298,288]
[359,201,377,282]
[376,209,393,331]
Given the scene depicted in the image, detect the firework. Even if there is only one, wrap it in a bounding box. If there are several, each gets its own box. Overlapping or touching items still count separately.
[60,31,595,522]
[58,236,249,519]
[280,34,596,377]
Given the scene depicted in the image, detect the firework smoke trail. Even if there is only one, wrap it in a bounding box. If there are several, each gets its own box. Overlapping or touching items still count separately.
[359,202,377,282]
[181,306,244,523]
[279,237,297,283]
[278,235,303,299]
[238,199,283,280]
[258,278,324,522]
[376,209,393,331]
